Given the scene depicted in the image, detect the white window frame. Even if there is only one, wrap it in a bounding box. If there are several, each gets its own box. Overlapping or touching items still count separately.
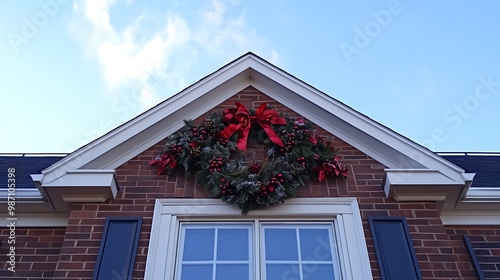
[144,198,373,280]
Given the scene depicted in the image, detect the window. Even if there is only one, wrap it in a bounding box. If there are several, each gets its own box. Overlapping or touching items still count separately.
[261,223,340,280]
[144,198,372,279]
[175,222,340,280]
[177,223,253,280]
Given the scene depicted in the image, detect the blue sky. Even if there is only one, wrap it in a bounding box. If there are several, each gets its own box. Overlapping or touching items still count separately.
[1,0,499,153]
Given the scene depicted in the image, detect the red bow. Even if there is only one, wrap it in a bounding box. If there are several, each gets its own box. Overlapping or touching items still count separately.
[314,157,349,182]
[148,153,178,175]
[219,102,287,150]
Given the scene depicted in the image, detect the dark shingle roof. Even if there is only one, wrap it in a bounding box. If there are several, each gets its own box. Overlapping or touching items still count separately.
[2,152,497,189]
[440,153,500,188]
[0,154,66,188]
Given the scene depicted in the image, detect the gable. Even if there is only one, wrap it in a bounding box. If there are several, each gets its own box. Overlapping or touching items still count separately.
[17,52,493,219]
[116,87,386,201]
[40,53,465,180]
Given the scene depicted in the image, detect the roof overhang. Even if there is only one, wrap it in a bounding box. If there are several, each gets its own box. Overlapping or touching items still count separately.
[26,170,119,212]
[384,169,466,203]
[384,169,470,211]
[385,169,500,223]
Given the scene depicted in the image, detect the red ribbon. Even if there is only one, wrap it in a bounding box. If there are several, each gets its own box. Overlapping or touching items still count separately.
[219,102,287,150]
[314,157,349,182]
[148,153,178,175]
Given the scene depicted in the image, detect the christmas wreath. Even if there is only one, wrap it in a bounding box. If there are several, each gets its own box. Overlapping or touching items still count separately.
[149,102,348,214]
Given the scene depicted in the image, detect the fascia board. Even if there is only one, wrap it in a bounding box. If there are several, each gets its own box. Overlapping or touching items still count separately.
[383,169,464,204]
[464,187,500,202]
[43,170,117,188]
[40,170,118,211]
[0,188,44,200]
[448,200,500,212]
[0,184,60,213]
[385,169,463,186]
[42,170,118,201]
[441,211,500,225]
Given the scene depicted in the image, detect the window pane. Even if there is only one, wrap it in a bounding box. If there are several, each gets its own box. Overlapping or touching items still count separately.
[181,264,212,280]
[299,229,333,261]
[183,229,215,261]
[217,229,249,261]
[215,264,249,280]
[264,228,298,260]
[303,264,335,280]
[266,264,300,279]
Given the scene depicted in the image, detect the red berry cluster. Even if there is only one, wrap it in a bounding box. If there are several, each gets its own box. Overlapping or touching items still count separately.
[217,136,228,146]
[249,162,261,174]
[192,127,208,140]
[171,145,183,154]
[259,183,271,196]
[293,121,311,136]
[219,178,232,196]
[260,173,284,196]
[296,156,306,166]
[209,157,224,173]
[280,130,296,151]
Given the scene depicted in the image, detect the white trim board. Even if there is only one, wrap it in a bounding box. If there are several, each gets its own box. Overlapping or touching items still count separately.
[441,211,500,225]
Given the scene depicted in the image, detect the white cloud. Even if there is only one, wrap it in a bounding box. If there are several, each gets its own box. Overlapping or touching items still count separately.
[80,0,115,32]
[270,49,281,64]
[96,15,190,88]
[194,0,254,58]
[71,0,280,109]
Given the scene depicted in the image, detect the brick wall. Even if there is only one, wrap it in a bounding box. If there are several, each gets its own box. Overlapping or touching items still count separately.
[20,86,477,279]
[0,227,65,279]
[446,225,500,280]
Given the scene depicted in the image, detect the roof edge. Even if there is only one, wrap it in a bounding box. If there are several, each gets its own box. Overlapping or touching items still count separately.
[39,52,466,187]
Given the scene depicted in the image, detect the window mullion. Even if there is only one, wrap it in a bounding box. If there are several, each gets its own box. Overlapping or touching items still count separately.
[254,220,260,280]
[212,227,218,280]
[296,228,303,280]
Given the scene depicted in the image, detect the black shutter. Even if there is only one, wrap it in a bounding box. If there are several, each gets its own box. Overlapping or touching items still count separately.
[93,217,142,280]
[368,216,422,280]
[463,235,485,280]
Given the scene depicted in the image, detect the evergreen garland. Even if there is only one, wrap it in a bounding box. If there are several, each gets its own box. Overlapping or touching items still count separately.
[149,103,348,214]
